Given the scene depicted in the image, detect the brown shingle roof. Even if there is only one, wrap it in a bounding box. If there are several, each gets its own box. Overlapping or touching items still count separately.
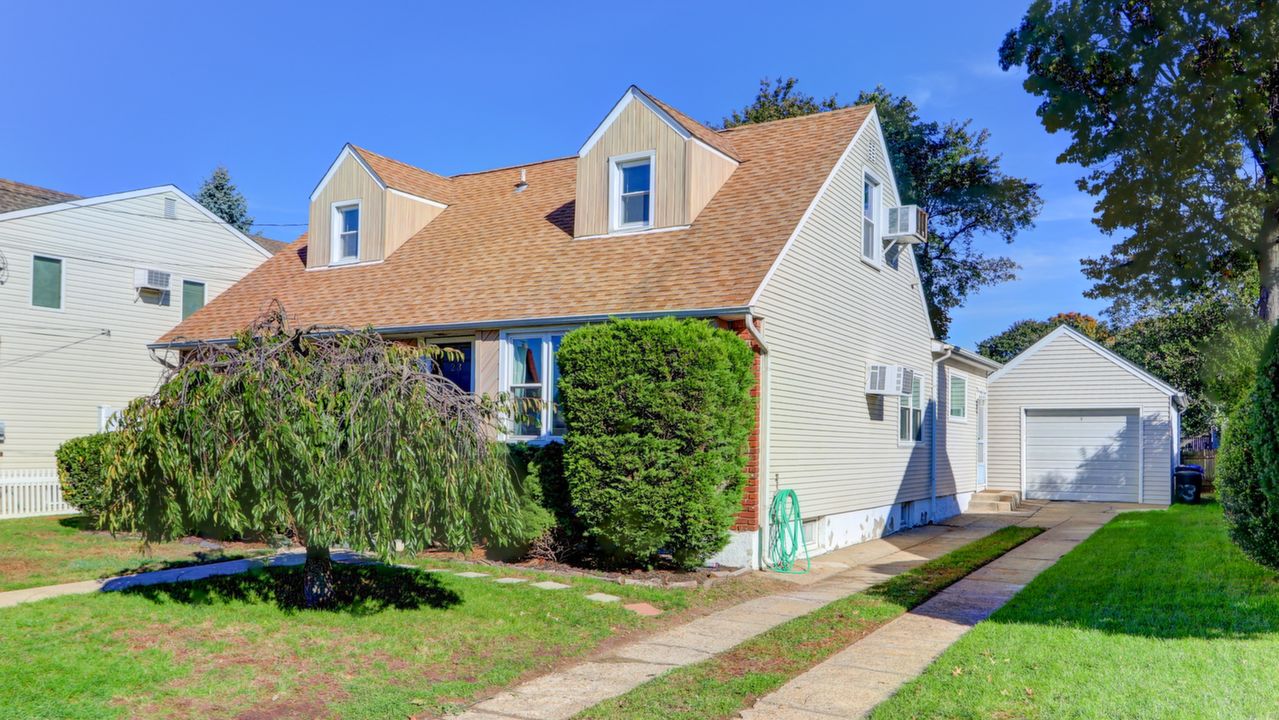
[249,234,291,254]
[0,178,80,214]
[350,145,455,204]
[638,88,740,161]
[159,104,873,344]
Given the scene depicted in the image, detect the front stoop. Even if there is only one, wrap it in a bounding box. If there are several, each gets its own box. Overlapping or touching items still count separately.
[966,490,1022,513]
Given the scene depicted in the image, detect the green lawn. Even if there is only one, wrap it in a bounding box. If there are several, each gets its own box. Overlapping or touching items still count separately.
[0,554,765,720]
[870,502,1279,720]
[0,515,271,592]
[575,525,1044,720]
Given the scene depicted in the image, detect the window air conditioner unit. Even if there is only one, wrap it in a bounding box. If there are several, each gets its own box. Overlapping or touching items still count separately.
[134,268,171,293]
[866,364,915,396]
[884,205,927,245]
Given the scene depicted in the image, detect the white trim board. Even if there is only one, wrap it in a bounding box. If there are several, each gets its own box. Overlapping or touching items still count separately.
[0,185,272,259]
[579,86,692,158]
[989,325,1183,400]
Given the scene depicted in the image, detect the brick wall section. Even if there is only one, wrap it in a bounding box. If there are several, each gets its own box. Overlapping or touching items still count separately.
[723,318,763,532]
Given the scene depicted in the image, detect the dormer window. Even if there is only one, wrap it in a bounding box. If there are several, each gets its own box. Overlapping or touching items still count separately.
[610,152,653,231]
[332,201,361,264]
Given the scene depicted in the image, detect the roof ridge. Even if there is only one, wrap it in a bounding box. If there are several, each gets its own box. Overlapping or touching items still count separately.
[718,103,875,134]
[450,154,577,179]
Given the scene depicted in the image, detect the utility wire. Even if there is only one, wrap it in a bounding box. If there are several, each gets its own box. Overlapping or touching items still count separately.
[60,198,308,228]
[0,329,111,368]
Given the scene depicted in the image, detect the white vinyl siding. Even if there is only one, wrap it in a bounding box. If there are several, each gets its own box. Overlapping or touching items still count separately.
[935,358,988,497]
[0,191,269,469]
[755,113,936,518]
[987,332,1177,505]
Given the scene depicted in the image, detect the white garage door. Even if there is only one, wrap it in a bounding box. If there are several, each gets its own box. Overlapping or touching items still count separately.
[1024,409,1140,502]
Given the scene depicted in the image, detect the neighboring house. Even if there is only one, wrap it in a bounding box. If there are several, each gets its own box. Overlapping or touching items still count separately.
[0,179,275,470]
[987,326,1185,505]
[155,86,1180,567]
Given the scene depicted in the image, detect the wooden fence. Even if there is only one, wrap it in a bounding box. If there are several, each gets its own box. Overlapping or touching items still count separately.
[0,469,77,519]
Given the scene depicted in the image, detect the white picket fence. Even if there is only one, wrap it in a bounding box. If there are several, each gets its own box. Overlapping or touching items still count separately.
[0,469,77,519]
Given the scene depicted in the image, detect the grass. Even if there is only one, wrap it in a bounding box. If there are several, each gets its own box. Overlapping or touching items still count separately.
[0,552,767,720]
[0,515,271,592]
[869,502,1279,720]
[575,524,1044,720]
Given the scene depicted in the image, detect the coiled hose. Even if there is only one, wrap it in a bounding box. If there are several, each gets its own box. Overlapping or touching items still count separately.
[767,488,810,574]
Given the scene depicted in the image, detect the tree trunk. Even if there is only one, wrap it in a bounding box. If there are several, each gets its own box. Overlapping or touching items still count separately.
[1259,201,1279,324]
[303,545,335,609]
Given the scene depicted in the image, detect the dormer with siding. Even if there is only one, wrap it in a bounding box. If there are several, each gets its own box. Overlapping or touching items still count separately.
[574,86,739,237]
[307,144,452,268]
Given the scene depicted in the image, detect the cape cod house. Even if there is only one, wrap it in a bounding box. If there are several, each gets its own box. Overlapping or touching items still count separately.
[155,87,1183,566]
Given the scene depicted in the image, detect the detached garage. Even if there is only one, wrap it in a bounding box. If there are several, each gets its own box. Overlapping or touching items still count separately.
[987,327,1185,505]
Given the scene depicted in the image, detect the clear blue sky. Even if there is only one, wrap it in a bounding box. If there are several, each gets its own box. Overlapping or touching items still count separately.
[0,0,1112,349]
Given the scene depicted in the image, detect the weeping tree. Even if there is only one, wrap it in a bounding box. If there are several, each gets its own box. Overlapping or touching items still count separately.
[102,305,524,608]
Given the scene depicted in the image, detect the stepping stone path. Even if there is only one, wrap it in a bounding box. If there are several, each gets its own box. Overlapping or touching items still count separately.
[585,592,621,603]
[623,602,662,617]
[493,577,529,584]
[454,571,491,578]
[530,580,570,590]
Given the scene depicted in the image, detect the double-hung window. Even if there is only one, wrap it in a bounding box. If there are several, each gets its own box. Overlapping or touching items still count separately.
[949,373,968,420]
[611,153,653,231]
[862,173,881,263]
[332,201,360,263]
[899,370,923,443]
[507,332,566,439]
[32,255,63,309]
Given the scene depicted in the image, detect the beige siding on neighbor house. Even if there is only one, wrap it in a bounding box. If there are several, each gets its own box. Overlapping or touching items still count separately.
[934,359,988,498]
[383,191,444,258]
[575,99,687,236]
[754,113,938,519]
[987,332,1176,505]
[686,141,737,223]
[0,192,269,469]
[308,153,386,266]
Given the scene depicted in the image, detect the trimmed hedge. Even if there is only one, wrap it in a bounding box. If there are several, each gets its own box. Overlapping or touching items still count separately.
[556,317,755,569]
[1217,324,1279,571]
[55,433,113,517]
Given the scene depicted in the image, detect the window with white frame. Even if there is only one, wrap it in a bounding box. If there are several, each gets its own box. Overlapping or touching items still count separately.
[949,373,968,420]
[332,201,360,263]
[610,153,653,231]
[861,173,881,263]
[899,370,923,442]
[507,332,566,438]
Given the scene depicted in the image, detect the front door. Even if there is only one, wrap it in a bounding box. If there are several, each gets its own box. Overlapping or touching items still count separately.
[976,393,988,489]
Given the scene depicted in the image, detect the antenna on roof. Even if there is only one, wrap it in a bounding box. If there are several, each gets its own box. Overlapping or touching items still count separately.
[514,168,528,193]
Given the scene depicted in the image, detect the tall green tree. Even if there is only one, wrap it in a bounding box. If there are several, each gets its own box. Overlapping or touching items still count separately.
[977,312,1112,363]
[103,307,523,608]
[721,78,1041,337]
[999,2,1279,321]
[195,165,255,234]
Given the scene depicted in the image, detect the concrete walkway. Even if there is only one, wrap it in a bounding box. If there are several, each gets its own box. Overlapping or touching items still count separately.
[452,512,1035,720]
[739,501,1145,719]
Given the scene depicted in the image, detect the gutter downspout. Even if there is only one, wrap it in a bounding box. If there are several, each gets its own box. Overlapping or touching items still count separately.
[929,346,953,525]
[745,312,770,570]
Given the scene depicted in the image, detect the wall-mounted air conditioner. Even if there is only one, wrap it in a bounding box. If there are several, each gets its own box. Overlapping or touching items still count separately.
[884,205,927,245]
[133,268,171,293]
[866,364,915,396]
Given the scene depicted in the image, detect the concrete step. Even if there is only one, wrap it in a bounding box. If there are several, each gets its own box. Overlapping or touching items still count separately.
[969,490,1022,513]
[966,499,1015,513]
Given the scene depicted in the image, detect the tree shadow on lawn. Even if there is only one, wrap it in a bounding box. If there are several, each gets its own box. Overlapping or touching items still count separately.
[120,563,462,616]
[985,510,1279,641]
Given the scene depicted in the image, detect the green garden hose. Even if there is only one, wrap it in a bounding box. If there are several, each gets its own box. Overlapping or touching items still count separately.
[767,488,810,574]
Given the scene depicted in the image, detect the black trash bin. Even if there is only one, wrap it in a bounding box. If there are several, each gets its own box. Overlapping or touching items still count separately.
[1174,464,1204,504]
